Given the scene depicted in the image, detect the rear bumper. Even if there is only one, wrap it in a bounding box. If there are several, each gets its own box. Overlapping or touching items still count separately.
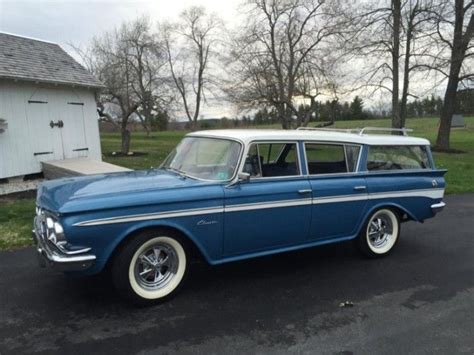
[32,228,96,272]
[431,201,446,214]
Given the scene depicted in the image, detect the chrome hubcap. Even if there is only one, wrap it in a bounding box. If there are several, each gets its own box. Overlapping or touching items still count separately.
[368,214,394,248]
[134,243,178,291]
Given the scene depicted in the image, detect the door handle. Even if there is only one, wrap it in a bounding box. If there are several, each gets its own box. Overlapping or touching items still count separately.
[49,120,64,128]
[298,189,312,194]
[353,186,367,191]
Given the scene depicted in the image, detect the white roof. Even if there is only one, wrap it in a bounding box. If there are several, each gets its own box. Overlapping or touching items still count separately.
[187,129,430,146]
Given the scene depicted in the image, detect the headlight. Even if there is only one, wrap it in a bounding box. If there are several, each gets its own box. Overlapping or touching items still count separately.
[54,222,64,236]
[46,217,54,229]
[43,215,66,244]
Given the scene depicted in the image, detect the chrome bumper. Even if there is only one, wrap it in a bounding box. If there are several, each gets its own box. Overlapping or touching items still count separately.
[32,222,96,272]
[431,201,446,214]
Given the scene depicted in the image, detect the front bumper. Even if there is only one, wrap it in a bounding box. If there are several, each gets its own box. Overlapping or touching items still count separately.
[431,201,446,214]
[33,219,96,272]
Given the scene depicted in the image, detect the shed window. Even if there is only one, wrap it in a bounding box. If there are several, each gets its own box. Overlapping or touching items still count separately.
[367,146,431,171]
[243,142,300,177]
[305,143,360,174]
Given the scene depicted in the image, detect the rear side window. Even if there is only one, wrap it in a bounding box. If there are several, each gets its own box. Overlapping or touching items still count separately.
[305,143,360,174]
[243,142,300,177]
[367,146,431,171]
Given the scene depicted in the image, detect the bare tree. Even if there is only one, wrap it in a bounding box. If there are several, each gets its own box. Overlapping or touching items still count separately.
[162,7,220,130]
[349,0,440,131]
[91,18,167,154]
[431,0,474,151]
[226,0,346,129]
[124,20,170,136]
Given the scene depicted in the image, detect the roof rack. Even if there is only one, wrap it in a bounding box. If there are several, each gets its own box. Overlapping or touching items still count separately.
[297,126,413,136]
[296,127,358,133]
[358,127,413,136]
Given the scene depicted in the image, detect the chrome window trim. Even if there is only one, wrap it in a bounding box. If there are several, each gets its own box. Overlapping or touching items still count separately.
[162,135,245,183]
[343,145,350,172]
[361,169,439,176]
[302,141,363,177]
[242,140,303,180]
[365,144,433,173]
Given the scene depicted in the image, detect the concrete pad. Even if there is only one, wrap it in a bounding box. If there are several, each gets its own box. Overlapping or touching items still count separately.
[42,158,131,179]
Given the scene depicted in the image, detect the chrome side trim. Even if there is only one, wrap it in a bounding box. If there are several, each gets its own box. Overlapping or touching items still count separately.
[313,194,368,204]
[74,206,225,227]
[74,188,445,227]
[313,188,444,205]
[368,188,444,200]
[225,198,312,212]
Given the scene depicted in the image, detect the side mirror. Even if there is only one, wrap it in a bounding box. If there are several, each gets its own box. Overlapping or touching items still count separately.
[238,172,250,183]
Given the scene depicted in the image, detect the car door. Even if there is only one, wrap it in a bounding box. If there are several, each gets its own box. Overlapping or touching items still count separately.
[304,142,368,240]
[223,141,312,256]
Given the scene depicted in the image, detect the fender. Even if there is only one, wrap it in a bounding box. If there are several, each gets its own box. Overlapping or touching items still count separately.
[92,220,214,274]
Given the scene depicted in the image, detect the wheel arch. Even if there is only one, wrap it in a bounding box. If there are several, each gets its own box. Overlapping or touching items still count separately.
[355,201,418,236]
[99,221,213,273]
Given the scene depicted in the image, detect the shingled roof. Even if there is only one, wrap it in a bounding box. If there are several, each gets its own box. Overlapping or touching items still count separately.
[0,32,103,89]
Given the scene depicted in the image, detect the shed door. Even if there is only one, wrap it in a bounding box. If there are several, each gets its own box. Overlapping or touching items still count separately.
[60,100,88,158]
[26,90,64,163]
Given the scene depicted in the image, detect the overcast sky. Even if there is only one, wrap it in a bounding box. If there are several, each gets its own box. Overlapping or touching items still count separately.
[0,0,446,119]
[0,0,241,47]
[0,0,243,119]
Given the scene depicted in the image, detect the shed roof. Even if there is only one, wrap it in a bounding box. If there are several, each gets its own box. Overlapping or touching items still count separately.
[0,32,104,89]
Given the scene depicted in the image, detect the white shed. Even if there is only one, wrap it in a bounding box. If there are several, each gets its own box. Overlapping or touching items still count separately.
[0,32,104,179]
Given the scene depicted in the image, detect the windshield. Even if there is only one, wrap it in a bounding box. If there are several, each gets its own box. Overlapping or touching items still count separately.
[161,137,242,181]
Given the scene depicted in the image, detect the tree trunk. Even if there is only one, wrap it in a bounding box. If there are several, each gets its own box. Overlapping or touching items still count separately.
[436,78,459,150]
[121,129,131,155]
[278,104,290,129]
[435,0,473,151]
[400,14,414,129]
[391,0,402,132]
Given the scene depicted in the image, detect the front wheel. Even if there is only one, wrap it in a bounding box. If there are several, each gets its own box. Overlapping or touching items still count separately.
[112,231,188,305]
[357,208,400,258]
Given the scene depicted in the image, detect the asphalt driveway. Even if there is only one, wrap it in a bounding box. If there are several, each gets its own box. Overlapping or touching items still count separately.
[0,194,473,354]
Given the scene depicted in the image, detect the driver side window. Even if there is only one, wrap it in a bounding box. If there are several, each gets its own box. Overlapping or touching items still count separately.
[243,142,300,178]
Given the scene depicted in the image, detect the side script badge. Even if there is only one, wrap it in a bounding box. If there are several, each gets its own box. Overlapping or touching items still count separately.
[197,219,218,226]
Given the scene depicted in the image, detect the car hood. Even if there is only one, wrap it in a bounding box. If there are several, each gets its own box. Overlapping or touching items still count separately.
[37,169,217,214]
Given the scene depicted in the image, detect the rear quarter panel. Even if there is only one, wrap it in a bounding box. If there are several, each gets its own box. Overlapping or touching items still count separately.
[363,170,446,224]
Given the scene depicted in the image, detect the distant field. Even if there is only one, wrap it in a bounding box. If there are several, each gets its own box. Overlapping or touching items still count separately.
[102,116,474,194]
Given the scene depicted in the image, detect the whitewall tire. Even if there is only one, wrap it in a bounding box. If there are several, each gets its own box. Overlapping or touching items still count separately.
[358,208,400,258]
[112,230,188,305]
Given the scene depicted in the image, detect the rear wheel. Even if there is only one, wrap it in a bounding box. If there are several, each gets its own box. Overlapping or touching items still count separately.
[357,208,400,258]
[112,230,188,305]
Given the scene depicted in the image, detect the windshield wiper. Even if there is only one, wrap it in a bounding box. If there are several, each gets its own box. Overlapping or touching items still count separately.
[165,167,188,179]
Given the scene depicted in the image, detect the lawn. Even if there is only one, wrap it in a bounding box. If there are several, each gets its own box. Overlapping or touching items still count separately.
[0,197,36,249]
[0,116,472,250]
[101,117,474,194]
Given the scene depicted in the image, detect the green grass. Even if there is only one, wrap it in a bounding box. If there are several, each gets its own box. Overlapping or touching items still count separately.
[0,116,472,251]
[101,116,474,194]
[101,131,186,170]
[0,198,36,249]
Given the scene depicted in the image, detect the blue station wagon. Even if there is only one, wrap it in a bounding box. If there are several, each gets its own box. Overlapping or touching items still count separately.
[33,127,447,304]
